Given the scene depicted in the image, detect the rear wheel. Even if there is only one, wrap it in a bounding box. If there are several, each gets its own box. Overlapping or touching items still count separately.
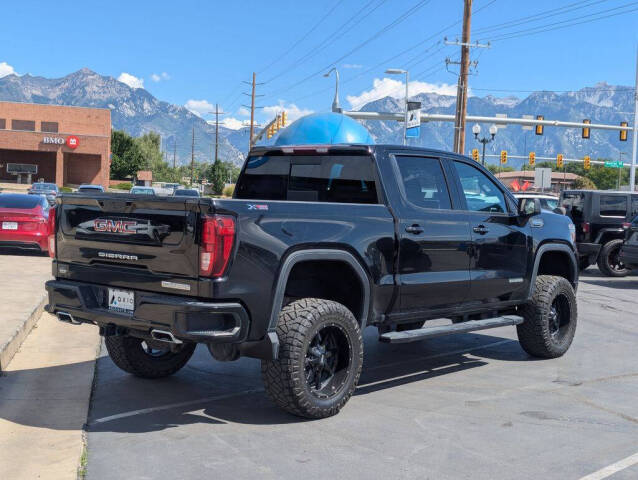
[597,239,629,277]
[105,335,196,378]
[261,298,363,419]
[517,275,577,358]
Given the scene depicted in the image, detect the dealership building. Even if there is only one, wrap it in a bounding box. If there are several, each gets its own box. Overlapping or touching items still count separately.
[0,101,111,188]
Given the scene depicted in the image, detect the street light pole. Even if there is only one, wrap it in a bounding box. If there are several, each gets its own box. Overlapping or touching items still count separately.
[324,68,341,113]
[472,123,497,167]
[385,68,409,146]
[630,46,638,191]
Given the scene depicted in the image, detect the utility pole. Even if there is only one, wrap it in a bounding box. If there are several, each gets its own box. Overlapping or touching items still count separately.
[173,139,176,169]
[243,73,264,151]
[453,0,472,154]
[630,45,638,191]
[190,127,195,187]
[214,103,220,163]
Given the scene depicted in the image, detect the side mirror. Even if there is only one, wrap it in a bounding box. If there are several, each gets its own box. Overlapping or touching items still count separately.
[553,206,566,215]
[518,197,541,216]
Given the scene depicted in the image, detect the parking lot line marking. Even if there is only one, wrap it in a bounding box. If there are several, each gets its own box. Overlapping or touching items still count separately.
[91,388,262,424]
[578,451,638,480]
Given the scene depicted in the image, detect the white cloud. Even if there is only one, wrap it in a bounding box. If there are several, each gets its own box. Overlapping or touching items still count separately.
[346,77,459,110]
[151,72,170,82]
[118,72,145,89]
[185,99,214,117]
[262,101,313,124]
[0,62,17,77]
[237,106,250,117]
[343,63,363,69]
[221,117,247,130]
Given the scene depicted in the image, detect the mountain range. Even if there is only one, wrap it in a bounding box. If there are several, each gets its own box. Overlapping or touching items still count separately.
[0,68,633,169]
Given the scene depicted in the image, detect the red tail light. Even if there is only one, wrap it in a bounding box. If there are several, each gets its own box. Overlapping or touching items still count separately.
[582,222,590,234]
[622,222,631,229]
[199,215,235,277]
[48,209,56,258]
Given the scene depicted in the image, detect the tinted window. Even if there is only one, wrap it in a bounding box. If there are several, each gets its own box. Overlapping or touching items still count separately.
[235,154,378,204]
[12,119,35,131]
[0,195,41,209]
[288,156,377,204]
[395,156,451,209]
[31,183,57,191]
[41,121,59,133]
[454,162,507,213]
[600,195,627,217]
[561,192,584,221]
[235,155,289,200]
[173,189,199,197]
[631,196,638,217]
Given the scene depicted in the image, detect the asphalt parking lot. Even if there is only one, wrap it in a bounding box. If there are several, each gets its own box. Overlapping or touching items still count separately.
[74,269,638,480]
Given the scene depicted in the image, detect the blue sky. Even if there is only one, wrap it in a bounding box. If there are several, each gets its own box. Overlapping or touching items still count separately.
[1,0,637,128]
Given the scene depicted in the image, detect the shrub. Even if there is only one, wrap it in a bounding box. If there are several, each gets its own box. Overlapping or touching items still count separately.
[222,184,235,197]
[113,182,133,190]
[59,186,73,193]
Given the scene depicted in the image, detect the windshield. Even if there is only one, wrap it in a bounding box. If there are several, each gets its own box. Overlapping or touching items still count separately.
[0,194,42,209]
[31,183,57,191]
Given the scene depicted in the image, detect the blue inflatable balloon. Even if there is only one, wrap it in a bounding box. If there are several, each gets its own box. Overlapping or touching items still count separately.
[274,112,374,146]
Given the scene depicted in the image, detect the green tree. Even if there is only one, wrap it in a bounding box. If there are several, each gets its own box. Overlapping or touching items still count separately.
[135,132,163,171]
[110,130,144,179]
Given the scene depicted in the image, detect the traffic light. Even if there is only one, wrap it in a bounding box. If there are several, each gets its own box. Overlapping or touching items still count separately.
[276,114,282,131]
[528,151,535,167]
[582,119,590,139]
[535,115,544,135]
[500,150,507,164]
[557,153,564,169]
[584,155,591,170]
[471,148,479,162]
[281,111,288,127]
[266,124,274,139]
[620,121,628,141]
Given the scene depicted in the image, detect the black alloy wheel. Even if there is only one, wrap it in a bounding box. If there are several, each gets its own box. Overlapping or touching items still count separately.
[304,325,351,399]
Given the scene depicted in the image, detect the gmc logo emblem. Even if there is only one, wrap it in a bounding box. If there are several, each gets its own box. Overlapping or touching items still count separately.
[94,219,137,234]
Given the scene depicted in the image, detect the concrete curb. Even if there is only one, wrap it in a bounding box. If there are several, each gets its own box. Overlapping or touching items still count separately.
[0,293,46,372]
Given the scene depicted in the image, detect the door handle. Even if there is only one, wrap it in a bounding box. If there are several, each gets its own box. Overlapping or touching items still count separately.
[473,225,489,235]
[405,224,424,234]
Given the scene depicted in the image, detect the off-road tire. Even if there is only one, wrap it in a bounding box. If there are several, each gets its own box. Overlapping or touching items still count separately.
[517,275,577,358]
[105,335,196,378]
[597,239,629,277]
[261,298,363,419]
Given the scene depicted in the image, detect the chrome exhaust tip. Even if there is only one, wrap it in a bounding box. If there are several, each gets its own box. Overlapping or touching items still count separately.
[57,311,75,324]
[150,329,183,344]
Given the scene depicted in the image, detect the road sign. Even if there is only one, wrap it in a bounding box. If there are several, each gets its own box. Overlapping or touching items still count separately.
[534,168,552,190]
[604,161,624,168]
[522,115,534,131]
[406,102,421,138]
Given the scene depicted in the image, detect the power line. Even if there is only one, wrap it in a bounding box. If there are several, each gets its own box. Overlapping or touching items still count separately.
[268,0,433,98]
[472,0,611,36]
[488,1,638,42]
[264,0,384,84]
[257,0,342,74]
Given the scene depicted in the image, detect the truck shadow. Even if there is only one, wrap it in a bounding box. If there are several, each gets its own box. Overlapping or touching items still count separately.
[0,247,47,257]
[1,331,529,433]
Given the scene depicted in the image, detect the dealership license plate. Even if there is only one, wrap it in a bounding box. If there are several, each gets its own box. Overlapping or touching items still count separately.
[108,288,135,313]
[2,222,18,230]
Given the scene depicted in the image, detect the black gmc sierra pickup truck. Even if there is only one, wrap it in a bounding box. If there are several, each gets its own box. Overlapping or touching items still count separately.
[45,145,578,418]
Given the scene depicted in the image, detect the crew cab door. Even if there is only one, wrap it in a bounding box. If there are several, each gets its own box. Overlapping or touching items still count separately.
[450,160,530,302]
[391,154,472,311]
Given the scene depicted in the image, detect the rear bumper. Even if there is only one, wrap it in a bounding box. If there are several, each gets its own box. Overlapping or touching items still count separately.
[576,242,601,263]
[0,232,48,251]
[45,279,251,345]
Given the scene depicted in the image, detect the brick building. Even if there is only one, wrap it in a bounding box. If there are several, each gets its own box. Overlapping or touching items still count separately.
[0,101,110,188]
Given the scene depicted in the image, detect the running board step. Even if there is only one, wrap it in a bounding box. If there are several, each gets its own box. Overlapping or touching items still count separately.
[379,315,524,344]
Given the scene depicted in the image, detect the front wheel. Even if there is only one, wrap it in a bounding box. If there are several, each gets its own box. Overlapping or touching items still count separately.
[597,239,630,277]
[105,335,196,378]
[517,275,577,358]
[261,298,363,419]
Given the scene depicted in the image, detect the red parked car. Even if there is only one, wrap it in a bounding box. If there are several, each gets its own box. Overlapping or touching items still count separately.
[0,193,55,254]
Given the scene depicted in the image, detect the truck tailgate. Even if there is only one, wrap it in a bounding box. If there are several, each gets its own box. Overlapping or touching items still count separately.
[55,194,203,294]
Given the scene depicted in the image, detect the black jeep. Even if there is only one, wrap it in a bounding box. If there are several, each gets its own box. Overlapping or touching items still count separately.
[560,190,638,276]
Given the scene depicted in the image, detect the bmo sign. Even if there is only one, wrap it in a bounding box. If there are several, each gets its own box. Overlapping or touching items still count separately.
[43,135,80,149]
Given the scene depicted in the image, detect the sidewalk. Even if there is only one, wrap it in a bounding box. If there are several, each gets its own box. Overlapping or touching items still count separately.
[0,253,51,371]
[0,313,100,479]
